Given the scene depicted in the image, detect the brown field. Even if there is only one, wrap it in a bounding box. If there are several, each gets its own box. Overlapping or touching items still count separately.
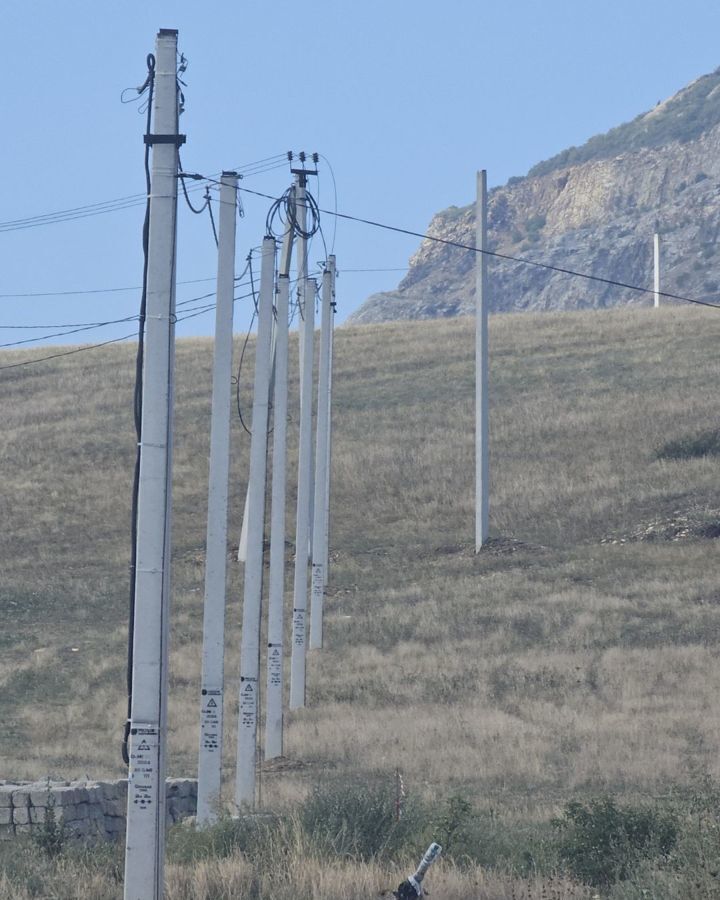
[2,305,720,896]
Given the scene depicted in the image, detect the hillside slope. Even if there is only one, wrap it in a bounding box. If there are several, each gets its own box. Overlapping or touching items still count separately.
[2,307,720,818]
[351,68,720,322]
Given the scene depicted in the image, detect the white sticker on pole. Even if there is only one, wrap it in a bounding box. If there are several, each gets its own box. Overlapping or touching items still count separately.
[128,724,159,813]
[268,644,282,687]
[200,688,222,752]
[293,608,305,647]
[239,679,256,730]
[312,563,324,605]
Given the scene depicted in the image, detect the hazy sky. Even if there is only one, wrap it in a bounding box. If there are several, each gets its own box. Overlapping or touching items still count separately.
[3,0,720,352]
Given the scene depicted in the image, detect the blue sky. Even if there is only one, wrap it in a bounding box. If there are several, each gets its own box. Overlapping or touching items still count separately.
[3,0,720,352]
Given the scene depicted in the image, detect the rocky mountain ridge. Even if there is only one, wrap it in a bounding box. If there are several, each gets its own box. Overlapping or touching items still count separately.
[351,69,720,323]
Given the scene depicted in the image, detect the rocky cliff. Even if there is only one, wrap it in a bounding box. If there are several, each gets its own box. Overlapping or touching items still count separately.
[350,69,720,323]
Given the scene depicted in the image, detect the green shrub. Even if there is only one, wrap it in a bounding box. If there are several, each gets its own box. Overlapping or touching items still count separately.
[553,796,678,887]
[657,429,720,460]
[299,776,428,861]
[167,811,275,862]
[32,789,67,859]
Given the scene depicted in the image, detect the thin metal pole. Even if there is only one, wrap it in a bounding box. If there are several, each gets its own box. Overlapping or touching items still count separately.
[196,173,238,825]
[654,232,660,308]
[235,236,275,809]
[310,257,334,649]
[475,170,489,552]
[289,277,315,708]
[124,28,180,900]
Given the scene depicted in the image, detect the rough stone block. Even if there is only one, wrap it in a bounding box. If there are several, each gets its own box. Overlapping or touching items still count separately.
[0,787,15,808]
[56,805,79,823]
[52,786,78,806]
[29,807,46,824]
[105,816,125,834]
[104,799,126,818]
[0,824,13,841]
[0,809,11,826]
[13,807,30,825]
[11,791,29,809]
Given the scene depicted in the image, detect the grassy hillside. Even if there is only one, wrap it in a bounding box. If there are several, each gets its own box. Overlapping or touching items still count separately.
[2,306,720,896]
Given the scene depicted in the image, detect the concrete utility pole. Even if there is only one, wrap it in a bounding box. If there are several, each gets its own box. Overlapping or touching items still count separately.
[265,221,295,760]
[653,231,661,308]
[196,173,238,826]
[289,276,316,709]
[124,28,183,900]
[295,173,308,396]
[235,236,275,808]
[475,170,489,552]
[310,256,336,650]
[322,282,336,586]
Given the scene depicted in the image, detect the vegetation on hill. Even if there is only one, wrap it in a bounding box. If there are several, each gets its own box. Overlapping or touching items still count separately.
[524,68,720,180]
[2,306,720,896]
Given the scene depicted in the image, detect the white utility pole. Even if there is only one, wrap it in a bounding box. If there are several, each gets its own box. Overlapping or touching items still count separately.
[310,257,335,650]
[196,172,238,826]
[475,170,489,552]
[289,276,316,708]
[265,221,295,760]
[235,236,275,809]
[295,174,308,394]
[322,280,336,586]
[124,28,182,900]
[653,232,660,308]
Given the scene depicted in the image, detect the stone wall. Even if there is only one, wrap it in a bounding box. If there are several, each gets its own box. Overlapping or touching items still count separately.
[0,778,196,843]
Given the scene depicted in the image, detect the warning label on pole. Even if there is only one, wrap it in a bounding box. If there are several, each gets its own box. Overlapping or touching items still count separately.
[311,563,324,604]
[293,608,305,647]
[128,724,159,813]
[268,645,282,687]
[239,679,256,731]
[200,687,222,752]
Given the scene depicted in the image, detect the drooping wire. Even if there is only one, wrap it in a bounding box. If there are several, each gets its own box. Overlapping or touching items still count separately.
[318,153,338,254]
[236,250,258,435]
[237,183,720,312]
[206,188,219,247]
[178,154,210,215]
[123,50,155,767]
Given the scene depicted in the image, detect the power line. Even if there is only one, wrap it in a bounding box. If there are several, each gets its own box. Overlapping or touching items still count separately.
[0,155,288,234]
[235,184,720,311]
[0,290,257,372]
[0,332,138,371]
[0,274,253,301]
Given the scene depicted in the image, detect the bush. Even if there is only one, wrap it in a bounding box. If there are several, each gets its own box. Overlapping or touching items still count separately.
[299,776,429,861]
[657,429,720,460]
[32,789,66,859]
[553,796,678,887]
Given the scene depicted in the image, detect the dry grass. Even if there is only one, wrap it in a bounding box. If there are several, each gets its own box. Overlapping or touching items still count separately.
[2,305,720,894]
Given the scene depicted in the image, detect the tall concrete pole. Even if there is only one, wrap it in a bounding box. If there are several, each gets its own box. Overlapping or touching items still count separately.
[310,257,335,650]
[264,220,295,760]
[265,273,290,759]
[196,173,238,826]
[235,236,275,809]
[124,28,182,900]
[289,276,316,708]
[322,270,336,586]
[653,232,660,308]
[475,170,489,552]
[295,175,308,394]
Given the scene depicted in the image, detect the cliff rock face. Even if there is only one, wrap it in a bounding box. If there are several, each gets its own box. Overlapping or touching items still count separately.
[350,70,720,323]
